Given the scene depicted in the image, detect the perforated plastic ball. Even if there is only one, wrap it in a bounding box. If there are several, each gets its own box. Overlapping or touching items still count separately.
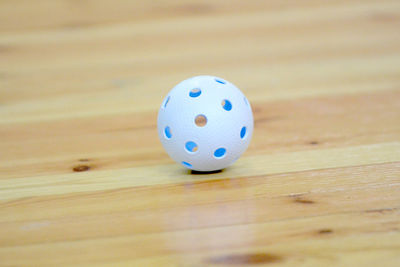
[157,75,254,171]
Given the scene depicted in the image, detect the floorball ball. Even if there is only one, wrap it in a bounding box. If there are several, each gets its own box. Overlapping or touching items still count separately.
[157,75,254,171]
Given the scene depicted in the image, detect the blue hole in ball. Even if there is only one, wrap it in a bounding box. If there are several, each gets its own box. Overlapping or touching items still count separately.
[215,79,226,84]
[189,88,201,98]
[214,148,226,158]
[182,161,192,168]
[163,96,170,108]
[185,141,198,153]
[164,126,172,139]
[222,100,232,111]
[240,127,247,139]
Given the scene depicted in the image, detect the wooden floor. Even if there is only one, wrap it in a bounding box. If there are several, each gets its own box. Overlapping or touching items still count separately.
[1,0,400,266]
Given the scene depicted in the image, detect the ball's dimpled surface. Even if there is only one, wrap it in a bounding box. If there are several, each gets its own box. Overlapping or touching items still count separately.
[157,75,254,171]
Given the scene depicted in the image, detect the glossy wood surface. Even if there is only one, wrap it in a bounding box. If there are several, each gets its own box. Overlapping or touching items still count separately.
[1,0,400,266]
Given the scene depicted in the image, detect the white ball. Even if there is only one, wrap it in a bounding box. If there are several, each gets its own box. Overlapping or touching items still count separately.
[157,75,254,171]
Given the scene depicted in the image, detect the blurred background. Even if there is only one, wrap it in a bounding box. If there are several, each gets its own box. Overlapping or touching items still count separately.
[2,0,399,172]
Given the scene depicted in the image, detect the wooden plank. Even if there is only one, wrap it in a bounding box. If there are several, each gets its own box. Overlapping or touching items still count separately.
[1,162,399,244]
[0,210,399,266]
[1,90,399,178]
[1,142,399,201]
[0,0,396,33]
[1,0,399,121]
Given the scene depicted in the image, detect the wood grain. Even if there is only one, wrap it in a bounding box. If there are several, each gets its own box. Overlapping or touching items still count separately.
[1,0,400,266]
